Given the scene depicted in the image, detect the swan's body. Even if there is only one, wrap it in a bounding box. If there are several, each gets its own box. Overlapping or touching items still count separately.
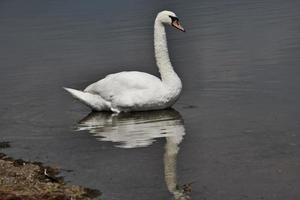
[64,11,185,113]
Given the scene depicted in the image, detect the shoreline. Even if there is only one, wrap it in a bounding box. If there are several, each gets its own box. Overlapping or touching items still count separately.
[0,143,101,200]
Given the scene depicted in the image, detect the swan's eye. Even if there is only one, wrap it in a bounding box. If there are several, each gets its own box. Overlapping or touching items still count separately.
[169,16,179,22]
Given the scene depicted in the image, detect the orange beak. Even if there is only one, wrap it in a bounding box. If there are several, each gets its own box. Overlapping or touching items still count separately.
[172,20,185,32]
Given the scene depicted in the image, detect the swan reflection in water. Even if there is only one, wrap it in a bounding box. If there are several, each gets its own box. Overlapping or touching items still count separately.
[76,109,191,200]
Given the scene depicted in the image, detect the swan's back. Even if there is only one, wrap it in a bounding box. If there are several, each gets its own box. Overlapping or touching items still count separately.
[84,71,172,111]
[85,71,163,98]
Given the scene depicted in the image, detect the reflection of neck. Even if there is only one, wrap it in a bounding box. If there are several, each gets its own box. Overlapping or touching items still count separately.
[164,136,189,200]
[164,137,179,192]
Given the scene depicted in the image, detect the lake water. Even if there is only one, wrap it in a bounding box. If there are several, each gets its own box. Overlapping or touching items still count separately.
[1,0,300,199]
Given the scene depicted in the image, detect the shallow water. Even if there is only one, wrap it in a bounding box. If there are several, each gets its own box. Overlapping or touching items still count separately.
[1,0,300,199]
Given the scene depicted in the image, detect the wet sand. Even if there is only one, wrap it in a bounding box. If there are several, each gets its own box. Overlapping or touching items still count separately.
[0,142,100,200]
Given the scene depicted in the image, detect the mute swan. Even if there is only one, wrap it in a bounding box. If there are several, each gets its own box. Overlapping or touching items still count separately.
[64,10,185,113]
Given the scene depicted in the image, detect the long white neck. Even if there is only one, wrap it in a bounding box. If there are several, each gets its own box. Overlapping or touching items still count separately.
[154,20,180,85]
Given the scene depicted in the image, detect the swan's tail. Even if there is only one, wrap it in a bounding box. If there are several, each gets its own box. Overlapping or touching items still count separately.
[63,87,110,111]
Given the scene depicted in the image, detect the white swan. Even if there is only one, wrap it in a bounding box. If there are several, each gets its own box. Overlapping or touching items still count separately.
[64,10,185,113]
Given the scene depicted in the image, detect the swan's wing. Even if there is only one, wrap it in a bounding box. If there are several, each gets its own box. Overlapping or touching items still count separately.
[84,71,164,102]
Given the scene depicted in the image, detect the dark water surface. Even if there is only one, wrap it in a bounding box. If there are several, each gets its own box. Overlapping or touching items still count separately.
[1,0,300,199]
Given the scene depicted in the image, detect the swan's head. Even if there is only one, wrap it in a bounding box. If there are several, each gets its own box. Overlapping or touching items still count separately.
[156,10,185,32]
